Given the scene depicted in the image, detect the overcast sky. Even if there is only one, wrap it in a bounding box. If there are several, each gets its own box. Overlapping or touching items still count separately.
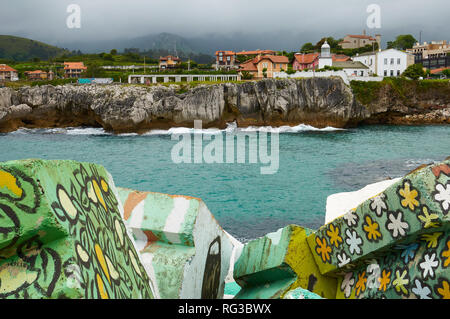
[1,0,448,51]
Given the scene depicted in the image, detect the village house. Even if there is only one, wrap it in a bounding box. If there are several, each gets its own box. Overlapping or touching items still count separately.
[24,70,54,81]
[292,53,319,71]
[159,55,181,70]
[214,51,238,70]
[0,64,19,82]
[239,55,289,79]
[407,40,450,70]
[339,31,381,50]
[64,62,87,79]
[352,48,414,77]
[293,53,350,71]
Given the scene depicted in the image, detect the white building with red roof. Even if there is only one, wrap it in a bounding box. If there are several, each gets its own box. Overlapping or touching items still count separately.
[0,64,19,82]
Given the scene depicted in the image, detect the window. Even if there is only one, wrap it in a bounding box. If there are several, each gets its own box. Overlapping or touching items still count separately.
[397,70,401,76]
[384,70,388,76]
[227,56,231,62]
[390,70,394,76]
[384,58,388,65]
[390,58,394,65]
[360,71,364,76]
[219,52,223,56]
[397,58,401,65]
[219,57,223,62]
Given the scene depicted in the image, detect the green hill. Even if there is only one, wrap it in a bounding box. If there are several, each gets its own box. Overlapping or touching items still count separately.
[0,35,68,61]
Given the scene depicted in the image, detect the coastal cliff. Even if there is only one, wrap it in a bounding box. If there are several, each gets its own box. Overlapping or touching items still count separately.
[0,77,448,133]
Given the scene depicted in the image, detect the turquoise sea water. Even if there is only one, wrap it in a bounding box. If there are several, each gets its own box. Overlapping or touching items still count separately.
[1,124,449,241]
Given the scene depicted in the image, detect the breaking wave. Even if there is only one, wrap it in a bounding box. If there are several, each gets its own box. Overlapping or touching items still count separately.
[6,122,346,136]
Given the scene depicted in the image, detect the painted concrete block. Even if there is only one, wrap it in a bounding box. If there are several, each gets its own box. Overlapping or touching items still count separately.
[117,188,238,299]
[0,159,153,299]
[233,225,337,299]
[336,229,450,299]
[326,178,401,224]
[307,160,450,277]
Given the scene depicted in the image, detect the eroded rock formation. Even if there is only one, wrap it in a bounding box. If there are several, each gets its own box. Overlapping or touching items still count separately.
[0,77,448,134]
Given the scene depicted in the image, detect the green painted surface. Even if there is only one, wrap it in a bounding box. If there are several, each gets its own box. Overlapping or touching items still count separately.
[224,281,242,297]
[234,225,336,299]
[283,288,323,299]
[0,159,153,299]
[144,242,195,299]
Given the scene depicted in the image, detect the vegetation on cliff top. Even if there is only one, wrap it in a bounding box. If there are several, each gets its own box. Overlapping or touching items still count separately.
[350,78,450,106]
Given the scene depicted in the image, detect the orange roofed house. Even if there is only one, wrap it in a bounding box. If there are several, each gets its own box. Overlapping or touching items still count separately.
[293,53,350,71]
[159,55,181,70]
[24,70,54,81]
[64,62,87,78]
[0,64,19,82]
[215,51,238,70]
[239,55,289,79]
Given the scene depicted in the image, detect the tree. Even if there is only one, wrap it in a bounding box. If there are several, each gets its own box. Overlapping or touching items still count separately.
[442,69,450,78]
[85,63,105,78]
[262,68,267,78]
[402,63,425,80]
[300,43,314,53]
[387,35,417,50]
[110,49,118,55]
[241,71,254,80]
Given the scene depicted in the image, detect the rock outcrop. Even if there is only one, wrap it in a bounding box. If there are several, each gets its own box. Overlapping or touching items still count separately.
[0,78,366,133]
[0,77,448,134]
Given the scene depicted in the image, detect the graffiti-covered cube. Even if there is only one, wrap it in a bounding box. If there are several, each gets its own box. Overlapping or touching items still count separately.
[117,188,239,299]
[233,225,336,299]
[307,159,450,299]
[0,159,153,299]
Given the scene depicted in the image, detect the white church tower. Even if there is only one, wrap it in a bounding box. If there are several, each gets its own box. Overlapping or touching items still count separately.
[318,40,333,69]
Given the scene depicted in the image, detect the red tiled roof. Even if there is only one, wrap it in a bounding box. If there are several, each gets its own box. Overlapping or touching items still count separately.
[332,54,351,62]
[430,67,450,74]
[346,35,376,41]
[236,50,276,56]
[25,70,46,74]
[64,62,87,70]
[215,50,236,56]
[0,64,17,72]
[160,55,181,61]
[239,59,258,72]
[257,55,289,64]
[293,53,319,64]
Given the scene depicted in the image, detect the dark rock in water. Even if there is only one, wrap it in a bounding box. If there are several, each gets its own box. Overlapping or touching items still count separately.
[326,158,442,191]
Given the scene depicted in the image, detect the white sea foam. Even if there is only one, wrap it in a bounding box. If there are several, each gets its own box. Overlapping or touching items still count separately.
[142,122,345,135]
[6,123,345,136]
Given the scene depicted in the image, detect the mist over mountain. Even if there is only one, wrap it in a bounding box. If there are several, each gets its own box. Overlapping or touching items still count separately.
[56,31,313,56]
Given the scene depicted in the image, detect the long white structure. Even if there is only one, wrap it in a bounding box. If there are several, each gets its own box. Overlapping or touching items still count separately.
[128,74,241,84]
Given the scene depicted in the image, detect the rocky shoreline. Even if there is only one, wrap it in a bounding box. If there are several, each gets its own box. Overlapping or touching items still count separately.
[0,78,448,134]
